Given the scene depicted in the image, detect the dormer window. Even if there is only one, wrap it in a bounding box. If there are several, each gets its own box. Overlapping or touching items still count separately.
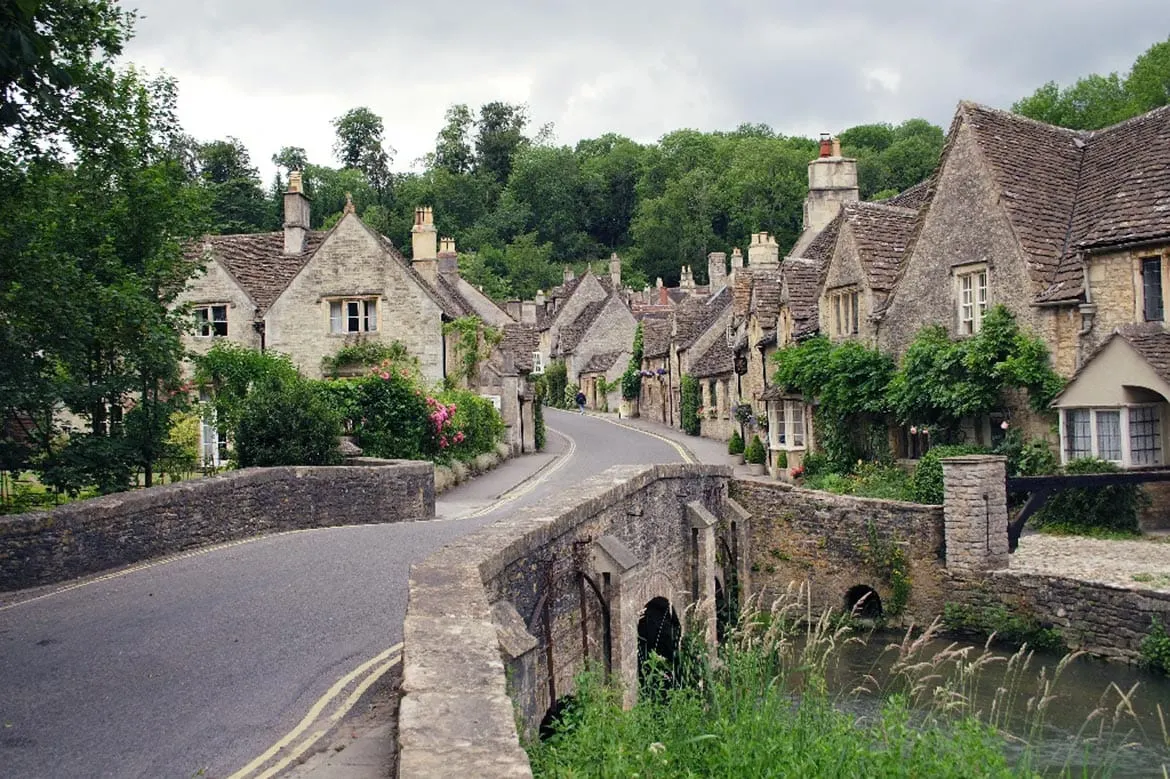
[329,298,378,334]
[955,265,988,334]
[828,288,859,338]
[194,304,228,337]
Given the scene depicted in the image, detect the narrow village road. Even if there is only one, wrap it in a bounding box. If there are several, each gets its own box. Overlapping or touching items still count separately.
[0,410,685,779]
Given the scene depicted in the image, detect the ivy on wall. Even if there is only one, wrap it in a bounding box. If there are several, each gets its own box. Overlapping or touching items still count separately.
[680,375,701,436]
[442,315,503,386]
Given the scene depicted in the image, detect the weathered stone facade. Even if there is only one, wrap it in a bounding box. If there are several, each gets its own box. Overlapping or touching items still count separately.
[0,461,434,591]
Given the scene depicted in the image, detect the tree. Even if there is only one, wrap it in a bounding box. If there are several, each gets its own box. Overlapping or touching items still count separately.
[433,103,475,175]
[198,137,271,233]
[332,106,394,196]
[0,0,133,154]
[1125,36,1170,113]
[475,101,528,186]
[272,145,308,174]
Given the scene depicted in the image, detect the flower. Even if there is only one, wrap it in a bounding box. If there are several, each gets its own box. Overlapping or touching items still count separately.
[1000,420,1010,430]
[790,465,805,478]
[379,372,390,380]
[454,431,465,444]
[910,425,918,435]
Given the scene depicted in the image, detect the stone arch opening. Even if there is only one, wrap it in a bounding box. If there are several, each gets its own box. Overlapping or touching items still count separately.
[716,535,740,641]
[538,693,577,741]
[637,596,681,687]
[845,585,883,619]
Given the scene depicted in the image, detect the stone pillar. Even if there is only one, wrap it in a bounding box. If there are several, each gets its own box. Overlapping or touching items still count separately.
[591,536,641,708]
[501,375,521,454]
[686,501,718,652]
[520,382,536,453]
[942,455,1009,571]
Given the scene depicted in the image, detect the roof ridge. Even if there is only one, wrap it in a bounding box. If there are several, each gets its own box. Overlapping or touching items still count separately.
[959,99,1086,137]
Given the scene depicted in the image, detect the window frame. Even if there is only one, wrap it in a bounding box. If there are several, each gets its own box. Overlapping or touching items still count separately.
[1060,405,1164,468]
[328,297,379,334]
[194,304,228,338]
[826,287,860,339]
[1141,256,1164,323]
[769,399,808,451]
[954,264,988,335]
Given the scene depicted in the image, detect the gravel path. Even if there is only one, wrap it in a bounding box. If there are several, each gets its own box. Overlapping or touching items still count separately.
[1012,533,1170,591]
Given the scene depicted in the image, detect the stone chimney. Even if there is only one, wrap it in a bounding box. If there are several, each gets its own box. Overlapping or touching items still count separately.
[680,266,694,291]
[283,171,311,255]
[506,300,521,320]
[748,232,780,268]
[804,134,858,234]
[609,252,622,290]
[707,251,727,294]
[438,236,458,274]
[730,247,744,272]
[411,206,438,283]
[521,300,536,324]
[563,266,575,285]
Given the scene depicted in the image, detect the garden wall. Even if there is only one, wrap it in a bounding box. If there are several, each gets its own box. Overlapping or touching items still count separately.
[730,476,948,623]
[0,461,434,592]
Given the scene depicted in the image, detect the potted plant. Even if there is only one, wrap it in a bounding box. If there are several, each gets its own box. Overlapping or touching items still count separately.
[728,430,745,463]
[744,434,766,475]
[772,449,788,480]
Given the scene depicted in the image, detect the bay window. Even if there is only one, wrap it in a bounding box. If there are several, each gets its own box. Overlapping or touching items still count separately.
[1061,405,1163,467]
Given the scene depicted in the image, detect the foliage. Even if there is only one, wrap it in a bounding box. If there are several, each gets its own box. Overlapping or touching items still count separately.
[943,602,1064,652]
[621,323,644,400]
[193,343,301,438]
[801,451,829,476]
[744,434,766,465]
[773,336,895,471]
[1140,618,1170,676]
[530,606,1035,777]
[320,341,416,378]
[332,106,393,195]
[994,428,1059,477]
[908,444,988,504]
[888,306,1064,441]
[727,430,744,455]
[533,390,545,451]
[858,522,911,616]
[679,375,701,436]
[349,371,431,460]
[565,382,580,408]
[443,316,503,386]
[1012,37,1170,129]
[804,461,913,502]
[1031,458,1148,537]
[197,136,272,233]
[775,449,788,469]
[234,377,343,467]
[160,408,201,482]
[542,361,568,410]
[436,388,504,460]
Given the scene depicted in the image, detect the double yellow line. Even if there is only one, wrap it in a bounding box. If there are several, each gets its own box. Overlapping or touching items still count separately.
[228,643,403,779]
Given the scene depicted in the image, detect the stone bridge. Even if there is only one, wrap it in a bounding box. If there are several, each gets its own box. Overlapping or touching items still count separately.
[399,455,1170,777]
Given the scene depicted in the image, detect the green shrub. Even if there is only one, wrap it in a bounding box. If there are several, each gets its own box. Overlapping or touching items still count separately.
[161,409,201,481]
[801,451,829,476]
[1140,618,1170,675]
[909,444,988,504]
[436,388,504,460]
[852,461,912,501]
[352,373,431,460]
[320,341,416,378]
[994,428,1058,477]
[533,391,545,451]
[804,472,853,494]
[620,366,641,401]
[776,449,788,469]
[564,382,580,409]
[744,434,766,465]
[727,430,744,455]
[942,602,1064,652]
[1032,457,1148,536]
[543,361,568,409]
[235,379,342,467]
[680,375,701,436]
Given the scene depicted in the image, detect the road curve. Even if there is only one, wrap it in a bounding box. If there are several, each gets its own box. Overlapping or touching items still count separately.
[0,411,681,778]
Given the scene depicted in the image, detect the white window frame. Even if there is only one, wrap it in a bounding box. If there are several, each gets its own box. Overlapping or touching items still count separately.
[954,264,988,335]
[1059,405,1163,468]
[769,400,807,451]
[194,304,228,338]
[328,297,378,334]
[531,351,545,374]
[827,288,860,338]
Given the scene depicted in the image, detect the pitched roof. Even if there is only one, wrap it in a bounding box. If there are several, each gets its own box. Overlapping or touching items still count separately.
[750,269,783,324]
[500,323,539,373]
[678,285,731,350]
[1118,324,1170,384]
[880,180,932,210]
[206,231,328,313]
[781,258,823,338]
[689,337,733,378]
[641,318,673,359]
[558,298,608,354]
[799,213,842,263]
[581,350,624,374]
[841,201,919,293]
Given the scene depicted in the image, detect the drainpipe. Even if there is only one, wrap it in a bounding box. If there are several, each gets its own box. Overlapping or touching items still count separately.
[1076,253,1096,370]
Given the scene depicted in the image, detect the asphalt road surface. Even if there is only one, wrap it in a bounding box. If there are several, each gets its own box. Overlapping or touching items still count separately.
[0,411,682,778]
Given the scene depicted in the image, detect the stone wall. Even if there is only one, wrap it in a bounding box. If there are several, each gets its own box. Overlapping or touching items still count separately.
[947,571,1170,662]
[730,476,948,623]
[400,463,736,778]
[0,461,434,592]
[173,255,261,356]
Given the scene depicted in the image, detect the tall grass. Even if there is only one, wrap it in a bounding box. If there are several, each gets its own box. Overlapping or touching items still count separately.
[528,589,1169,777]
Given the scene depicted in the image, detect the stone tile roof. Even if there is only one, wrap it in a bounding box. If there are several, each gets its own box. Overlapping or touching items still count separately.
[641,318,673,359]
[205,231,327,313]
[799,214,842,262]
[558,298,608,354]
[581,350,624,374]
[960,102,1085,292]
[750,269,783,324]
[880,180,932,210]
[689,337,733,378]
[500,324,540,372]
[781,258,824,339]
[678,286,731,350]
[842,201,919,293]
[1119,324,1170,384]
[434,274,473,318]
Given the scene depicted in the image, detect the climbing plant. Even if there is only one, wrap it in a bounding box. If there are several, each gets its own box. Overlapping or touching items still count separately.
[858,521,911,617]
[680,375,701,435]
[543,360,568,409]
[621,322,644,401]
[442,315,503,386]
[321,340,416,378]
[887,306,1065,441]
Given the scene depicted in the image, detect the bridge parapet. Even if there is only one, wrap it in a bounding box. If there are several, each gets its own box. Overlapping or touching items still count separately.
[942,455,1009,572]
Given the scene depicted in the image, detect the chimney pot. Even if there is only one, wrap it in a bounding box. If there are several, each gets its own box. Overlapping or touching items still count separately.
[831,137,841,157]
[819,133,832,158]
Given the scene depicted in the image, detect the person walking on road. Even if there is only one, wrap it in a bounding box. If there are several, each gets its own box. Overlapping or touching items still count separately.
[575,390,587,414]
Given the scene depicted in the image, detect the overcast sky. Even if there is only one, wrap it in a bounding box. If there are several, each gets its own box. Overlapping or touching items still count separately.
[122,0,1170,183]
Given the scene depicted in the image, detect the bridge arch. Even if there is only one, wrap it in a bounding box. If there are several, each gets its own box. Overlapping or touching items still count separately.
[637,596,681,688]
[845,584,883,619]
